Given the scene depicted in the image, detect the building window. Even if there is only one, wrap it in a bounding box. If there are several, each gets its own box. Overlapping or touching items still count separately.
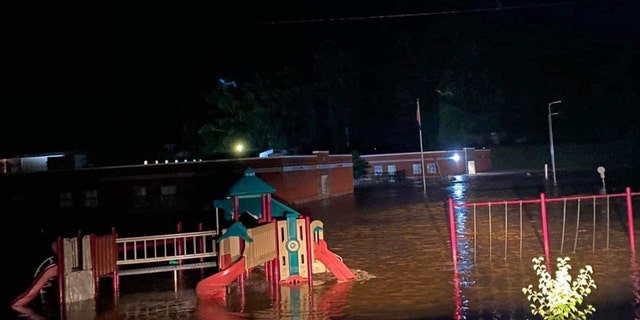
[133,186,149,209]
[387,165,396,175]
[374,166,383,176]
[83,189,98,208]
[412,164,422,175]
[427,163,437,174]
[60,191,73,209]
[12,193,25,203]
[160,185,177,208]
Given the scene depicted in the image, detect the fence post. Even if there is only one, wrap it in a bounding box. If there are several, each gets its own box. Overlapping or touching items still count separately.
[305,216,313,285]
[177,221,183,266]
[56,236,65,318]
[448,198,458,270]
[273,219,280,283]
[77,230,83,270]
[111,227,119,298]
[627,187,636,254]
[539,193,551,268]
[198,222,204,262]
[266,193,272,222]
[90,233,97,300]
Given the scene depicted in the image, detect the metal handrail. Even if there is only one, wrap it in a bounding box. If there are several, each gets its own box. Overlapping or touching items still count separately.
[116,230,217,266]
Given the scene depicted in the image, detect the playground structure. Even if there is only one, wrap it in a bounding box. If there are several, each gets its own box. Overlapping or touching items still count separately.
[11,167,356,318]
[196,167,356,300]
[10,225,220,312]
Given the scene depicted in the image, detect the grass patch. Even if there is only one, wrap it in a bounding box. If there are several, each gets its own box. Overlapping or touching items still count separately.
[490,141,632,171]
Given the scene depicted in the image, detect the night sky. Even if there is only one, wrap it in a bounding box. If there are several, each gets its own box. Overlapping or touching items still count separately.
[3,0,638,162]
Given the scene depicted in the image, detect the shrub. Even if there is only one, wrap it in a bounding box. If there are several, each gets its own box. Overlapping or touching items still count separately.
[522,256,597,320]
[352,150,370,180]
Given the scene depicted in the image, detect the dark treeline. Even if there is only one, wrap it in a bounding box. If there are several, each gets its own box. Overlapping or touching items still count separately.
[164,1,638,161]
[9,1,636,165]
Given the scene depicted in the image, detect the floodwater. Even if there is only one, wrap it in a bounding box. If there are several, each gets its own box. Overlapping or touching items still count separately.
[8,169,640,319]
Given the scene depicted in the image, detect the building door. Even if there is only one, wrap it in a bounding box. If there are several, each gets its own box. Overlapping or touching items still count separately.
[320,174,330,196]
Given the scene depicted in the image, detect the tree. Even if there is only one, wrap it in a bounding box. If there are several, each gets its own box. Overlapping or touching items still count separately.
[198,39,362,156]
[352,150,370,180]
[522,256,597,320]
[198,79,289,157]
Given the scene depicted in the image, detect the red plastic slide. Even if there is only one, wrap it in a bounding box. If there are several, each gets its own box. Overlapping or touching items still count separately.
[11,264,58,308]
[314,240,356,281]
[195,257,246,299]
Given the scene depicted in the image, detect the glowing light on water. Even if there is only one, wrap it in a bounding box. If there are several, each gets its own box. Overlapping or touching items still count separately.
[450,179,465,199]
[447,177,474,319]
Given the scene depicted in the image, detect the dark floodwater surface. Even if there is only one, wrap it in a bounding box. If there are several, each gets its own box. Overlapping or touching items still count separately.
[8,170,640,319]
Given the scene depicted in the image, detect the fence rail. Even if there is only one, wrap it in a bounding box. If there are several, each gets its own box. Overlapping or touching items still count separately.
[116,230,218,276]
[447,187,639,268]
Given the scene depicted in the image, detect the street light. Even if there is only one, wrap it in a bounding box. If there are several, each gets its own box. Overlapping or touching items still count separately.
[234,143,245,157]
[548,100,562,185]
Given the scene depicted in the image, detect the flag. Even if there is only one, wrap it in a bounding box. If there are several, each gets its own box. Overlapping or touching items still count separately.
[416,103,421,126]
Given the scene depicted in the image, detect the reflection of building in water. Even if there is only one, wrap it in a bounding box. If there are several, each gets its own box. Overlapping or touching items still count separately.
[116,291,199,320]
[279,285,313,316]
[277,282,354,319]
[194,275,353,320]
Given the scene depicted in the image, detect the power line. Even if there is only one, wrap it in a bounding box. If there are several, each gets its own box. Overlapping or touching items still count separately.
[262,1,577,25]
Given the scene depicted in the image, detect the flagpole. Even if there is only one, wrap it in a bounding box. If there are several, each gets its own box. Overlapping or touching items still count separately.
[417,98,426,194]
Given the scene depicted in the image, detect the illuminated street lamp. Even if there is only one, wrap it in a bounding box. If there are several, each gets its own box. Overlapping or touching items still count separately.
[234,143,244,156]
[548,100,562,185]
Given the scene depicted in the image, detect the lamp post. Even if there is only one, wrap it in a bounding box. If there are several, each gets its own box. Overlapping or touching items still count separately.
[548,100,562,185]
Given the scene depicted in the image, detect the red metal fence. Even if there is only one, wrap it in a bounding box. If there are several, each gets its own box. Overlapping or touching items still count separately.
[447,187,639,269]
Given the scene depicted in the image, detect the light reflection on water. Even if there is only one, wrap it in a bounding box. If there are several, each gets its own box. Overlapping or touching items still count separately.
[11,173,640,319]
[447,176,473,319]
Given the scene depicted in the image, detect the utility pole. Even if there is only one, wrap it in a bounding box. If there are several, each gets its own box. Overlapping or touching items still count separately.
[548,100,562,185]
[417,98,426,194]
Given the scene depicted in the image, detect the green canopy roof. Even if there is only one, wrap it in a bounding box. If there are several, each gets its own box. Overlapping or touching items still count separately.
[213,167,284,221]
[271,198,299,218]
[212,197,299,220]
[228,167,275,196]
